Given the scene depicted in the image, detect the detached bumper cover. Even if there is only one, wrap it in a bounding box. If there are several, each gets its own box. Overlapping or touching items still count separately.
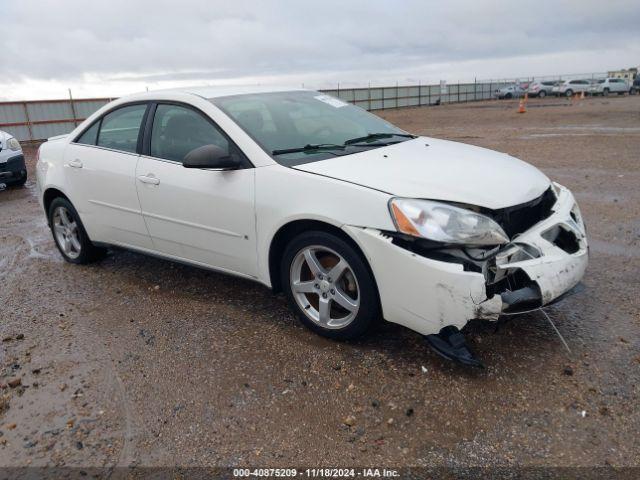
[0,154,27,183]
[345,185,588,336]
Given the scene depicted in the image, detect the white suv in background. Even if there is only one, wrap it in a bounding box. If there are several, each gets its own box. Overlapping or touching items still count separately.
[552,79,591,97]
[591,78,629,96]
[526,81,557,98]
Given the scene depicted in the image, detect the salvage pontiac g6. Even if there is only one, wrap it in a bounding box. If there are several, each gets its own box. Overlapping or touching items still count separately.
[35,87,588,366]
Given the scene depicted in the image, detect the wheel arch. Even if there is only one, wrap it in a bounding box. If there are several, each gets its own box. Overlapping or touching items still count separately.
[268,219,376,294]
[43,187,71,220]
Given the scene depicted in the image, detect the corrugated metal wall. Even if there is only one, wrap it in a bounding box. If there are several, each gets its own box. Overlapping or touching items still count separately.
[0,98,110,142]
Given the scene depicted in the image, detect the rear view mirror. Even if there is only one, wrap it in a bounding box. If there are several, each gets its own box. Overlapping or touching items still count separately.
[182,145,241,170]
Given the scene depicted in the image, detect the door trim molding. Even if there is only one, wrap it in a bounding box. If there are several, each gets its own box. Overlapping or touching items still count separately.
[141,210,245,238]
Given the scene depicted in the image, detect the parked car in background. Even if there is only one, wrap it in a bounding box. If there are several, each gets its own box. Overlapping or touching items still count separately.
[494,84,525,99]
[35,86,588,367]
[552,79,591,97]
[0,130,27,188]
[591,78,630,96]
[526,81,558,98]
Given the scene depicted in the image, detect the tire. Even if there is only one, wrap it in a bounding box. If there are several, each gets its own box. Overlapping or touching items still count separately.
[281,230,380,340]
[565,89,573,97]
[48,197,106,264]
[505,93,513,99]
[603,88,609,97]
[538,90,546,98]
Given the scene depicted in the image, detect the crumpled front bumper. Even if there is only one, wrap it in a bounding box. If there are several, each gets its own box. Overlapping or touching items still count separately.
[344,184,588,336]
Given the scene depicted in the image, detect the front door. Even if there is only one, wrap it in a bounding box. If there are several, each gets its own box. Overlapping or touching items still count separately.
[135,103,257,277]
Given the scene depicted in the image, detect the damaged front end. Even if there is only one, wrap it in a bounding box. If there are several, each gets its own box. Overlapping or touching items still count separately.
[344,183,588,365]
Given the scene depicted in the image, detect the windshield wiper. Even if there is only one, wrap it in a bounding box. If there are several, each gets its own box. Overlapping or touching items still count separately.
[343,132,416,145]
[272,143,346,155]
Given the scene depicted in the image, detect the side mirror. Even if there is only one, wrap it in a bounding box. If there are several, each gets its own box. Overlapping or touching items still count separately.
[182,144,241,170]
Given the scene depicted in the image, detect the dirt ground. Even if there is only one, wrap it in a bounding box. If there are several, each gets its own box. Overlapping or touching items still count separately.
[1,95,638,473]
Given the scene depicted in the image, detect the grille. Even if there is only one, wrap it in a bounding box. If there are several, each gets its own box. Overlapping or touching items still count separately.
[490,187,556,238]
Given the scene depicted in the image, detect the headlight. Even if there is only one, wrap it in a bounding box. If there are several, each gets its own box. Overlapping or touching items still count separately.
[7,137,21,151]
[389,198,509,246]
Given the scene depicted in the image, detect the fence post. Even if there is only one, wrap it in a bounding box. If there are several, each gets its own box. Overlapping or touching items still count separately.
[22,102,33,142]
[68,88,78,127]
[368,82,371,111]
[396,81,399,109]
[428,83,431,106]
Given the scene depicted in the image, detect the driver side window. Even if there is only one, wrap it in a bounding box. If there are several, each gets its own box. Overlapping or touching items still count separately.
[150,104,229,162]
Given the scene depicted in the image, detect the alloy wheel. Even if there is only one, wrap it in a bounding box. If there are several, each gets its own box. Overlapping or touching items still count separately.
[289,246,360,329]
[52,206,81,259]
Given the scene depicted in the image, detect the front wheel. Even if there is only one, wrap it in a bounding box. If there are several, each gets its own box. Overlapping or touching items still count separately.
[538,90,546,98]
[565,89,573,97]
[48,197,106,264]
[281,231,380,340]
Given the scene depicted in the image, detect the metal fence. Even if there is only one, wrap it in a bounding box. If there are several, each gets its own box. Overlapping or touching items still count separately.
[0,73,609,142]
[0,98,111,142]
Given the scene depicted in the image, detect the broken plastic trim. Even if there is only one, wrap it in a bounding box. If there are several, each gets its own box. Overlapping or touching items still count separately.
[447,186,557,238]
[424,325,485,368]
[500,284,543,312]
[384,231,484,272]
[541,225,580,254]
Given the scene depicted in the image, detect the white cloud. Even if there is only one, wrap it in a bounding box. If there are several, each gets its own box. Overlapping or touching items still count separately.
[0,0,638,100]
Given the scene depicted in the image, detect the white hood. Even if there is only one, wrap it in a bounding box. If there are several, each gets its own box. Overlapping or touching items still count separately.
[293,137,550,210]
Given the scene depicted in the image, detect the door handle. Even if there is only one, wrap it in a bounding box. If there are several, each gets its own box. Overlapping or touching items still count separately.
[137,175,160,185]
[69,159,83,168]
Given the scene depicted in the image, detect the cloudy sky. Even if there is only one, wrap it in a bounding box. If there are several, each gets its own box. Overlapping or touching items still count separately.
[1,0,639,100]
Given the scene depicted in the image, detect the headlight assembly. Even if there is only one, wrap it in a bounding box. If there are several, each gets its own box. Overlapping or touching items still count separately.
[389,198,509,246]
[7,137,21,151]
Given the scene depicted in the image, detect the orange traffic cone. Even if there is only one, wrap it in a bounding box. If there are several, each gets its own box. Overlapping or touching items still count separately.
[518,98,526,113]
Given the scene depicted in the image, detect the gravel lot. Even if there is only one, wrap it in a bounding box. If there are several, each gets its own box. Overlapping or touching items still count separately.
[1,95,639,472]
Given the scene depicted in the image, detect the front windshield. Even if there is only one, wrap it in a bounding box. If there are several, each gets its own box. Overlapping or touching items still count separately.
[212,91,410,166]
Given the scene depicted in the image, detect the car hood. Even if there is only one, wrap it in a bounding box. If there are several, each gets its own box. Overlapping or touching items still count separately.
[293,137,551,210]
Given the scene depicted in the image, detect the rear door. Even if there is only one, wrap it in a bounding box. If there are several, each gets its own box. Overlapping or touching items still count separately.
[64,103,153,249]
[135,102,257,277]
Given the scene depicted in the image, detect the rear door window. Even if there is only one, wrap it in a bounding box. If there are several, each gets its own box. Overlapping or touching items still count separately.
[96,104,147,154]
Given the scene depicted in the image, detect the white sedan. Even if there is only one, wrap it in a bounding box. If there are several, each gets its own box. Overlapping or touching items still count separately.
[36,87,588,366]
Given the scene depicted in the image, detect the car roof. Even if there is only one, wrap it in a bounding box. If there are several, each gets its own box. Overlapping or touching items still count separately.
[118,85,309,103]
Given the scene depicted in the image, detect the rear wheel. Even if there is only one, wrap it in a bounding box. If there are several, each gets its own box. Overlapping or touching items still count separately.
[538,90,546,98]
[565,89,573,97]
[281,231,380,340]
[505,93,513,99]
[48,197,106,264]
[603,88,610,97]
